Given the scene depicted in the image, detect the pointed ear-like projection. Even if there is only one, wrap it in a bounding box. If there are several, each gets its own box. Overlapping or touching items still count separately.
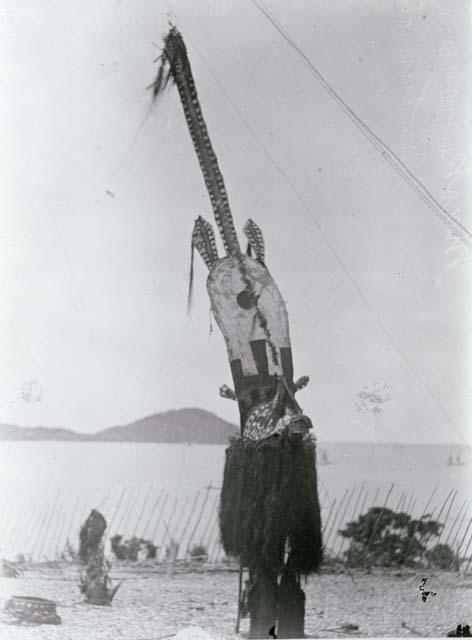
[219,385,237,400]
[191,216,219,269]
[243,219,265,265]
[294,376,310,392]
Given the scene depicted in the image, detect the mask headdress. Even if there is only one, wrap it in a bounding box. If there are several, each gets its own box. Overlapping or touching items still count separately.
[151,26,240,256]
[151,24,322,638]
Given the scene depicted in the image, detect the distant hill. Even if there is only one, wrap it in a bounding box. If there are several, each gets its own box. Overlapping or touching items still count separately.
[0,424,88,441]
[0,408,238,444]
[95,408,238,444]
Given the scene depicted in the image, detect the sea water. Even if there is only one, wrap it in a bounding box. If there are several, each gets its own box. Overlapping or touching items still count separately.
[0,441,470,562]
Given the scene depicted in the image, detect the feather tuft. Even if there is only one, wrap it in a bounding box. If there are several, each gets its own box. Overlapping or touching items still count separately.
[150,25,188,101]
[150,57,173,101]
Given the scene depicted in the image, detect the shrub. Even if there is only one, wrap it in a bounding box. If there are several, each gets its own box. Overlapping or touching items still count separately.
[110,535,157,561]
[339,507,443,568]
[189,544,208,561]
[425,543,459,570]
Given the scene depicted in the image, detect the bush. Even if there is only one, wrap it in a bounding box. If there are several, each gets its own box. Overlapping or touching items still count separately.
[425,543,459,570]
[189,544,208,561]
[339,507,443,568]
[110,535,157,561]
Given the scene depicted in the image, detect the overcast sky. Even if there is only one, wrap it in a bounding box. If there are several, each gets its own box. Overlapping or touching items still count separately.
[1,0,471,444]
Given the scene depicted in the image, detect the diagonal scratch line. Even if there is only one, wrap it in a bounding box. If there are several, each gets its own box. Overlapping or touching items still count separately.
[163,1,470,449]
[251,0,472,246]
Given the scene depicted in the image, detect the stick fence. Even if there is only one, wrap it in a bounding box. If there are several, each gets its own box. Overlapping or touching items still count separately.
[1,481,470,571]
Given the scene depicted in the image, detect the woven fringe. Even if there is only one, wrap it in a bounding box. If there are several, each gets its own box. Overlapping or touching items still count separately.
[219,434,322,575]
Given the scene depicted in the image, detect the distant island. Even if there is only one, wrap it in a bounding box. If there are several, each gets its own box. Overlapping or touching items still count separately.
[0,408,239,445]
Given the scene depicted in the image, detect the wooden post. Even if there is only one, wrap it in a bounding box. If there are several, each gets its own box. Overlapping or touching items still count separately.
[324,489,348,550]
[334,485,357,556]
[36,492,61,561]
[79,509,120,606]
[115,485,137,537]
[433,490,457,548]
[106,487,127,536]
[132,483,154,538]
[53,511,67,560]
[444,499,468,548]
[151,493,169,550]
[159,497,178,552]
[455,516,472,560]
[201,491,220,550]
[178,490,200,556]
[321,497,337,538]
[185,485,212,558]
[235,563,243,634]
[418,490,454,565]
[161,519,179,578]
[141,487,165,541]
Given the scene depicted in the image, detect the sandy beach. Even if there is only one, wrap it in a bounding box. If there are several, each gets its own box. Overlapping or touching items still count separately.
[0,562,470,639]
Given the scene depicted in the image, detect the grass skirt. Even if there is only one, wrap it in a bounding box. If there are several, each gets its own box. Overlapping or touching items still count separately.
[219,432,322,575]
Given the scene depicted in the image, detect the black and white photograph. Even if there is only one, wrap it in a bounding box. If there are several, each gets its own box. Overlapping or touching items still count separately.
[1,1,471,638]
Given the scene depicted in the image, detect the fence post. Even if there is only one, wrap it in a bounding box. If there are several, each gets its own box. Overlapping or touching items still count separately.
[159,497,178,552]
[399,481,440,566]
[460,528,472,574]
[321,497,336,538]
[455,516,472,562]
[37,492,61,561]
[324,489,348,551]
[54,511,67,559]
[200,490,220,550]
[170,495,191,544]
[350,483,366,522]
[423,490,457,567]
[185,484,212,558]
[106,487,127,537]
[141,488,165,541]
[334,485,357,556]
[177,490,200,558]
[444,499,468,549]
[11,501,37,560]
[114,485,137,537]
[132,483,154,538]
[5,502,30,560]
[151,494,169,559]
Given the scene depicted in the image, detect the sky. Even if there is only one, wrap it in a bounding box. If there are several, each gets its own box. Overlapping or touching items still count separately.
[1,0,471,444]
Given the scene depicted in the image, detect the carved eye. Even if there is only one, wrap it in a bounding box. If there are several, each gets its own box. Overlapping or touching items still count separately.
[236,289,257,309]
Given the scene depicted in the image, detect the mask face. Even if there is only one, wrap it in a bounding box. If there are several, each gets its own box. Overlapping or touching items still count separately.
[207,254,298,432]
[207,254,290,375]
